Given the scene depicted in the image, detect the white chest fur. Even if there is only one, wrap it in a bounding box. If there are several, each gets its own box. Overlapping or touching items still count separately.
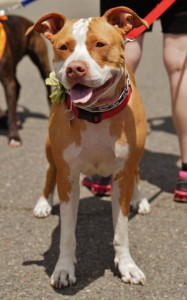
[63,121,129,177]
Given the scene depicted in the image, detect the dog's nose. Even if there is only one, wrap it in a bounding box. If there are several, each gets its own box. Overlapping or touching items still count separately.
[66,61,87,78]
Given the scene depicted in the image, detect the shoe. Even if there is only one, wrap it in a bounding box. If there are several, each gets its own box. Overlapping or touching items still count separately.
[82,175,112,196]
[174,170,187,202]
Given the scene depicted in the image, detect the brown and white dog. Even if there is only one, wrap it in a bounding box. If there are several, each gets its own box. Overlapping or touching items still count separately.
[26,6,150,287]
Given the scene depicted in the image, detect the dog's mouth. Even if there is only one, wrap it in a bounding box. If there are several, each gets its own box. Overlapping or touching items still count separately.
[68,77,115,106]
[69,84,93,104]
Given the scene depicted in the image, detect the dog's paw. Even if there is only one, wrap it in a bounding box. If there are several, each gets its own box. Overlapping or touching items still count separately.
[51,260,76,288]
[9,138,21,147]
[33,196,52,218]
[116,259,146,285]
[121,263,146,285]
[138,198,150,215]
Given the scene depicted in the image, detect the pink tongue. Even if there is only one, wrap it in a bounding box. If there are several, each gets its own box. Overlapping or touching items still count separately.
[70,86,93,104]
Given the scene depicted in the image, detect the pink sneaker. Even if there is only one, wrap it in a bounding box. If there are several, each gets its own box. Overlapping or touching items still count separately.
[174,171,187,202]
[82,175,111,196]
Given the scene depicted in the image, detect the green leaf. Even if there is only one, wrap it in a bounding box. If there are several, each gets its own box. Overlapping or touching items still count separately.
[45,72,66,104]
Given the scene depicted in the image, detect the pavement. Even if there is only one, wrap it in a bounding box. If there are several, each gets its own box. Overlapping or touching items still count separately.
[0,1,187,299]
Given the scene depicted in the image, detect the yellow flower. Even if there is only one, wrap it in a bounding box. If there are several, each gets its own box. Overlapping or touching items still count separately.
[45,71,65,104]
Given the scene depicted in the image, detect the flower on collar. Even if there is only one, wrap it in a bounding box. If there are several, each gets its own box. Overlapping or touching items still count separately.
[45,71,65,104]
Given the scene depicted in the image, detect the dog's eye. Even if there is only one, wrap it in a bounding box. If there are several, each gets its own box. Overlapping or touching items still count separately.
[59,44,68,50]
[95,42,106,48]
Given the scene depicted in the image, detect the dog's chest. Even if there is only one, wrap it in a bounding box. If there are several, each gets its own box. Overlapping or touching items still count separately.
[63,121,129,176]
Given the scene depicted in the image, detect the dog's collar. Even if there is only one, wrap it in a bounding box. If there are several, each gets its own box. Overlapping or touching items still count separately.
[65,76,131,124]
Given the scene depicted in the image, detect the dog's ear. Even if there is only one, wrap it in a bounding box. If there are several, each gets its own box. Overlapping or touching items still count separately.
[103,6,149,35]
[25,13,67,40]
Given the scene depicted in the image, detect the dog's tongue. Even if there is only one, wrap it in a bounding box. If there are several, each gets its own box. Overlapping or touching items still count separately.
[69,85,93,104]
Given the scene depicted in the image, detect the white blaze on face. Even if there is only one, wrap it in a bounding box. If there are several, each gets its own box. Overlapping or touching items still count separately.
[71,18,91,59]
[53,18,119,92]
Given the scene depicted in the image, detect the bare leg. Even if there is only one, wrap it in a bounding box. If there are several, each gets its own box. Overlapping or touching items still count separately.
[163,34,187,164]
[125,35,144,72]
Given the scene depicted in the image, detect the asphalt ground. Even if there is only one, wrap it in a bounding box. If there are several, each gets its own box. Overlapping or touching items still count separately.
[0,1,187,299]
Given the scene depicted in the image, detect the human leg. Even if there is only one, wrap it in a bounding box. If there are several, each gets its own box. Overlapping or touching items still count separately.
[125,35,144,72]
[163,34,187,201]
[163,34,187,164]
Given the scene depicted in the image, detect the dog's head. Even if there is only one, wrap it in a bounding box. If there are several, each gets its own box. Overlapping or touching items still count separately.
[26,7,148,108]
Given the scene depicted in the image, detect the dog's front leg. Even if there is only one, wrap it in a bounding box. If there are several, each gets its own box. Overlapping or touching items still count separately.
[112,175,146,285]
[51,175,80,288]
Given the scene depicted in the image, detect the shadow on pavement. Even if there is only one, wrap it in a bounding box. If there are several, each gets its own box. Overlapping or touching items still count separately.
[17,106,49,124]
[0,106,48,137]
[141,149,179,193]
[22,190,163,295]
[141,115,179,193]
[147,115,176,135]
[23,197,119,295]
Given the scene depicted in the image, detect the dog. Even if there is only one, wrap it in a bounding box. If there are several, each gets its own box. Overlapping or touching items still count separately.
[0,15,51,146]
[26,6,150,287]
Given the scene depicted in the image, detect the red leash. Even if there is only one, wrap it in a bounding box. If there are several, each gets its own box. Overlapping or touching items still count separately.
[126,0,176,40]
